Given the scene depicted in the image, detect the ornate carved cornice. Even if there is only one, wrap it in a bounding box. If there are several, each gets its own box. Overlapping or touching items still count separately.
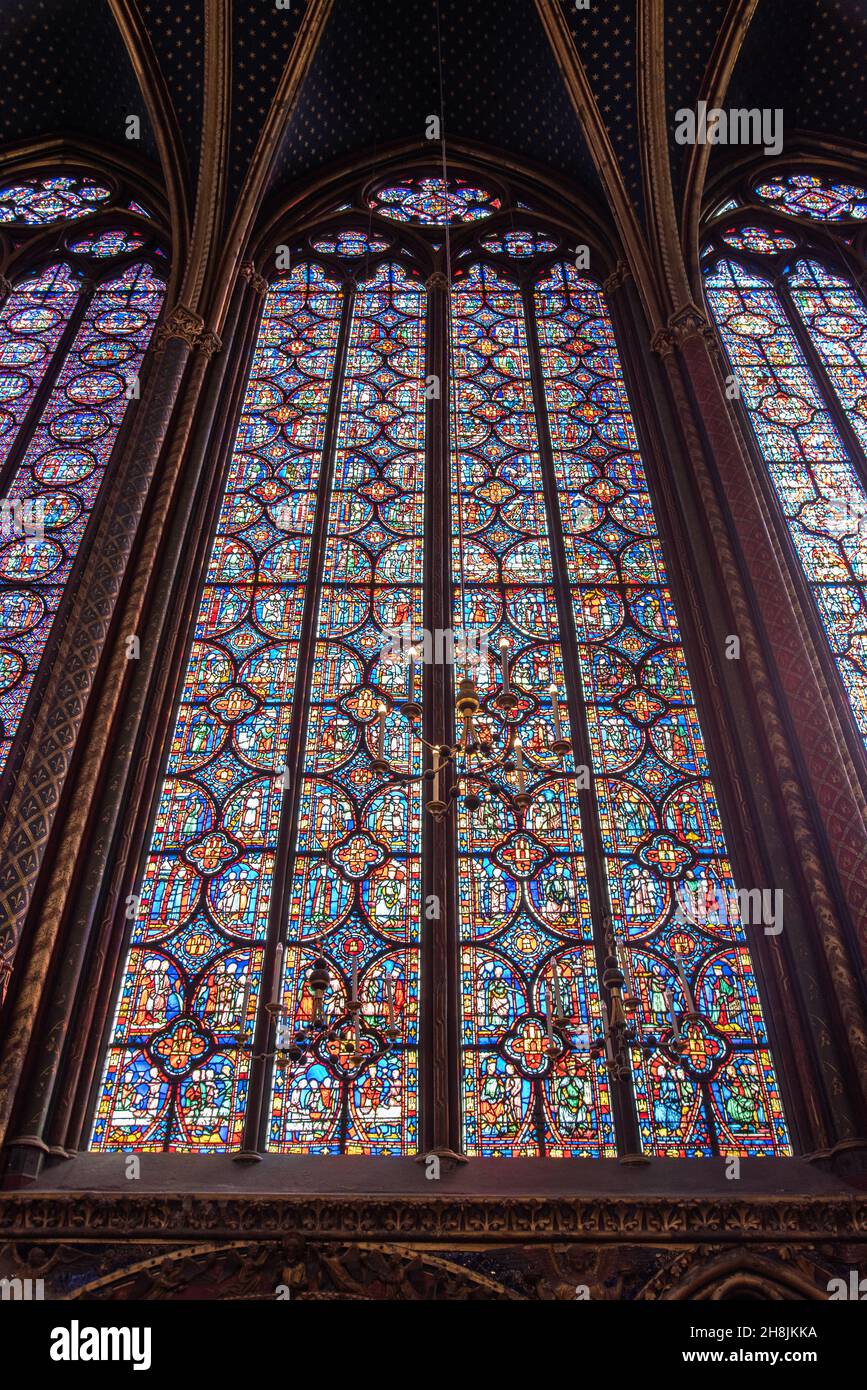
[1,1191,865,1244]
[153,302,206,352]
[4,1230,860,1301]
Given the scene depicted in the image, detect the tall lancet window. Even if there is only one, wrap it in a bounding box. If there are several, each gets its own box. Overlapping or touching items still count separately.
[93,174,789,1159]
[703,170,867,745]
[268,262,426,1155]
[0,174,165,780]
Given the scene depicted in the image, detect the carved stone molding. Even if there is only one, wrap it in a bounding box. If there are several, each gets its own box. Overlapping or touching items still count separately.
[637,1245,840,1301]
[239,262,268,296]
[153,302,206,352]
[1,1227,862,1300]
[1,1192,865,1244]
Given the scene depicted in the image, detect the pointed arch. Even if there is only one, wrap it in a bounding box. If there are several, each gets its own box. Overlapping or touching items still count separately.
[85,159,795,1158]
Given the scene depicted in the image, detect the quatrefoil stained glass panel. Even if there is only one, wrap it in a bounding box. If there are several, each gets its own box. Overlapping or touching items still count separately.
[754,173,867,223]
[0,175,112,225]
[370,178,501,226]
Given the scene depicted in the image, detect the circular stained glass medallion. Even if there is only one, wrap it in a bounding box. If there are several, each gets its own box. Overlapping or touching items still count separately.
[68,229,146,258]
[0,175,111,226]
[369,177,501,225]
[754,172,867,222]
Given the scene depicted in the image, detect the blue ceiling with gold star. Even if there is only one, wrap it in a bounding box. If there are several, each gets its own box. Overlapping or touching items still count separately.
[563,0,643,216]
[267,0,602,206]
[0,0,863,234]
[0,0,159,167]
[664,0,729,203]
[719,0,867,168]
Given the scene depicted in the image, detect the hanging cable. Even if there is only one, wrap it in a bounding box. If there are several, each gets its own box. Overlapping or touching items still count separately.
[433,0,469,686]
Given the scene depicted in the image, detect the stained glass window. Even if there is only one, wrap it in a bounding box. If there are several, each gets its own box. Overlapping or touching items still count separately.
[90,201,791,1161]
[535,263,788,1156]
[720,226,797,255]
[370,178,500,225]
[0,175,112,225]
[754,172,867,222]
[787,259,867,457]
[706,256,867,745]
[451,263,614,1157]
[480,230,557,258]
[0,264,79,452]
[311,230,391,257]
[68,229,147,259]
[268,262,425,1154]
[0,262,164,777]
[92,264,342,1152]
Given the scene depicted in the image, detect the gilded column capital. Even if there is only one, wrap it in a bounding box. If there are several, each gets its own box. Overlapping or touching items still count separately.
[602,262,631,294]
[668,302,714,346]
[240,262,269,297]
[652,304,718,358]
[650,326,677,358]
[153,303,207,353]
[0,274,12,298]
[196,329,223,359]
[425,271,449,292]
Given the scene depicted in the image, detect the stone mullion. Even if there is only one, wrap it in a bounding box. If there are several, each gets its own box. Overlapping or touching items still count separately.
[421,271,462,1160]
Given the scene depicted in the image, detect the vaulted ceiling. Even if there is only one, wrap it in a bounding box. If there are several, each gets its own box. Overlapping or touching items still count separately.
[0,0,864,238]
